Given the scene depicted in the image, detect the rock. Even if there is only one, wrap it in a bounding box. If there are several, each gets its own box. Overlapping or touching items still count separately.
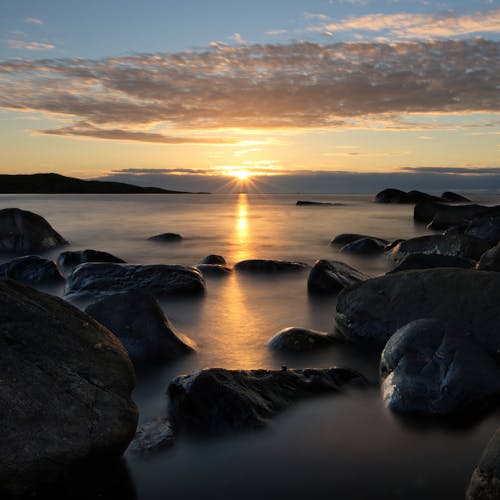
[307,259,368,294]
[0,280,137,496]
[467,428,500,500]
[0,207,67,254]
[466,216,500,246]
[0,255,65,285]
[335,268,500,354]
[168,367,366,434]
[296,200,343,206]
[331,233,388,246]
[340,237,387,255]
[196,264,232,276]
[388,253,475,273]
[85,291,195,367]
[200,254,226,265]
[58,249,125,270]
[384,239,406,251]
[234,259,307,273]
[477,243,500,271]
[65,263,205,301]
[441,191,471,203]
[424,204,489,229]
[375,188,410,203]
[443,224,467,236]
[390,234,490,263]
[380,319,500,415]
[414,200,450,223]
[148,233,183,242]
[128,418,175,456]
[268,327,336,352]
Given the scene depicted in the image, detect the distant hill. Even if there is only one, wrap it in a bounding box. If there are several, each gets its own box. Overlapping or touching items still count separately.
[0,173,196,194]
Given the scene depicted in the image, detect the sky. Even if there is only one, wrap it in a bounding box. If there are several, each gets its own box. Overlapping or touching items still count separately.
[0,0,499,193]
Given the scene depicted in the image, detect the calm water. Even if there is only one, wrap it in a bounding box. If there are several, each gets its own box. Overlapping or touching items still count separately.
[1,192,499,500]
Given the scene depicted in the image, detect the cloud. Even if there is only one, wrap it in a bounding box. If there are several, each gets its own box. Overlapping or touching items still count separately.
[0,39,498,143]
[6,40,55,51]
[402,166,500,175]
[229,33,245,44]
[24,17,43,26]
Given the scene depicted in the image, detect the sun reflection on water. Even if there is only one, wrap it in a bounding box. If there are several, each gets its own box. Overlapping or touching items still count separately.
[233,193,250,262]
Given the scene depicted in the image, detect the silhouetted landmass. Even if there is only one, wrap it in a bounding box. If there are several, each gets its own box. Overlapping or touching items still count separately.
[0,173,204,194]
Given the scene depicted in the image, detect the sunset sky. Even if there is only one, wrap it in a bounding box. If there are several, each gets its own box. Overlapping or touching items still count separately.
[0,0,499,192]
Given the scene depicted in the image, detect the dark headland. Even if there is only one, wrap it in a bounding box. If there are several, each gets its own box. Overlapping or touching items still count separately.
[0,173,206,194]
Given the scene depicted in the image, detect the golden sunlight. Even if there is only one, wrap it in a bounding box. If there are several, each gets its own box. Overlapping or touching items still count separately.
[230,169,251,180]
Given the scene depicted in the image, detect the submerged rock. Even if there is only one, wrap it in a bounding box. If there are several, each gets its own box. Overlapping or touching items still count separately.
[85,290,195,367]
[340,237,387,255]
[148,233,183,242]
[331,233,388,246]
[0,280,137,496]
[168,367,366,435]
[200,254,226,265]
[0,255,65,285]
[128,418,175,456]
[380,319,500,416]
[296,200,342,206]
[65,263,205,300]
[234,259,307,273]
[388,253,475,273]
[58,249,125,270]
[0,207,67,253]
[268,327,336,352]
[477,243,500,272]
[196,263,232,276]
[307,259,368,294]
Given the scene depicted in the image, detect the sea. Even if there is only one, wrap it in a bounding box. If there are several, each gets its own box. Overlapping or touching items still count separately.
[1,192,499,500]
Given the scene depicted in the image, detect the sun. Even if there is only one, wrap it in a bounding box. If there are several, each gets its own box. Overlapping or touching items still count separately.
[232,169,250,180]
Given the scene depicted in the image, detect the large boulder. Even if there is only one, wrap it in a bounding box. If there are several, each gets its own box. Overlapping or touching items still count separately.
[85,291,195,367]
[340,237,387,255]
[441,191,471,203]
[0,280,138,496]
[0,255,65,285]
[375,188,409,203]
[0,208,67,253]
[380,319,500,416]
[414,201,485,225]
[234,259,307,273]
[307,259,368,294]
[196,263,232,276]
[65,263,205,301]
[57,249,125,270]
[388,253,475,273]
[335,268,500,355]
[467,428,500,500]
[168,367,366,435]
[477,243,500,272]
[199,254,226,265]
[268,327,336,352]
[465,216,500,246]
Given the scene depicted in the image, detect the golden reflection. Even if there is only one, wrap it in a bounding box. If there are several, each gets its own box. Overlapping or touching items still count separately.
[234,193,250,261]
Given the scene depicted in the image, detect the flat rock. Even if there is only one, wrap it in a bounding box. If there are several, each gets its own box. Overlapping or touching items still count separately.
[148,233,182,242]
[388,253,475,273]
[168,367,366,435]
[0,280,138,496]
[340,237,387,255]
[0,208,67,254]
[85,291,195,367]
[296,200,342,206]
[380,319,500,415]
[65,263,205,301]
[128,418,175,456]
[0,255,65,285]
[234,259,307,273]
[477,243,500,272]
[307,259,368,294]
[58,249,125,270]
[268,327,336,352]
[331,233,388,246]
[200,254,226,265]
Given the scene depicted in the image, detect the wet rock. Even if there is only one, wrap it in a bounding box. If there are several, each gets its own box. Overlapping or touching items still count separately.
[467,428,500,500]
[234,259,307,273]
[65,263,205,301]
[85,290,195,367]
[340,237,387,255]
[331,233,388,246]
[200,254,226,265]
[196,263,232,276]
[465,216,500,246]
[388,253,475,273]
[443,224,467,236]
[441,191,471,203]
[384,239,406,251]
[0,255,65,285]
[307,259,368,294]
[268,327,336,352]
[296,200,342,206]
[414,201,485,225]
[168,367,366,434]
[335,269,500,354]
[477,243,500,272]
[380,319,500,415]
[0,207,67,254]
[375,189,410,203]
[148,232,183,242]
[0,280,138,496]
[58,249,125,270]
[128,418,175,456]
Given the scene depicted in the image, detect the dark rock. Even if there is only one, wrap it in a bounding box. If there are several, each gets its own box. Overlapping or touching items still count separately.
[467,428,500,500]
[442,191,471,203]
[407,190,444,204]
[168,367,366,434]
[390,234,490,263]
[0,207,67,253]
[234,259,307,273]
[388,253,475,273]
[443,224,467,236]
[85,291,195,366]
[340,237,387,255]
[375,188,410,203]
[384,239,406,251]
[128,418,175,456]
[477,243,500,272]
[380,319,500,415]
[426,204,489,229]
[331,233,388,246]
[414,200,450,223]
[0,255,65,285]
[0,280,137,496]
[148,233,183,242]
[58,249,125,270]
[307,259,368,294]
[335,269,500,355]
[196,263,232,276]
[268,327,336,352]
[466,216,500,246]
[65,263,205,301]
[200,254,226,265]
[296,200,343,206]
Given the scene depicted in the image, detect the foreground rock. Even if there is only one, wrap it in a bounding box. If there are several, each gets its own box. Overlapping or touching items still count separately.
[307,259,368,294]
[65,263,205,300]
[168,367,366,434]
[85,291,195,367]
[467,428,500,500]
[465,216,500,246]
[477,243,500,271]
[128,418,175,456]
[268,327,336,353]
[234,259,307,273]
[148,233,183,242]
[331,233,388,246]
[380,319,500,416]
[196,263,232,276]
[0,208,67,253]
[335,268,500,354]
[414,201,486,225]
[0,280,138,496]
[388,253,475,273]
[340,237,387,255]
[0,255,65,285]
[58,249,125,270]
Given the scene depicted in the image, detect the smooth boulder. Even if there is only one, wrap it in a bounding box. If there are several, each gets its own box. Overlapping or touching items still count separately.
[340,237,387,255]
[388,253,475,273]
[268,327,336,352]
[331,233,388,246]
[477,243,500,272]
[441,191,471,203]
[196,263,232,276]
[307,259,368,294]
[128,418,175,456]
[65,263,205,301]
[234,259,307,273]
[0,255,65,285]
[375,188,410,204]
[85,291,195,367]
[0,208,67,253]
[58,249,125,270]
[200,254,226,265]
[465,216,500,246]
[0,280,138,496]
[168,367,366,434]
[148,233,182,242]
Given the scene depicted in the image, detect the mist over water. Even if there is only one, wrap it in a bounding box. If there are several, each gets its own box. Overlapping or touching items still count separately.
[2,192,500,500]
